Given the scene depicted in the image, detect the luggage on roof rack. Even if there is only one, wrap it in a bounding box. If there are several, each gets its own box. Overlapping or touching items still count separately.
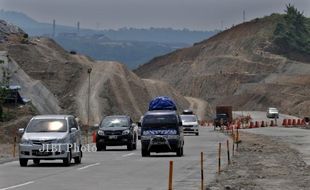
[148,96,177,111]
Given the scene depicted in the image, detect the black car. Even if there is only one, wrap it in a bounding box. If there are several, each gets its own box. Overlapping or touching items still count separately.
[96,115,138,151]
[140,110,184,157]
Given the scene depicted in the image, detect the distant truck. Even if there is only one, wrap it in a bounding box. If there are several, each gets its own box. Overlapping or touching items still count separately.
[213,106,233,129]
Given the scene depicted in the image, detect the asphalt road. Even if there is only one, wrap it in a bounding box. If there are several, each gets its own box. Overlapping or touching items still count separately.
[0,127,231,190]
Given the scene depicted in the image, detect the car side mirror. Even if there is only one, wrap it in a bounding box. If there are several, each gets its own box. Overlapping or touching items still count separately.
[18,128,25,134]
[70,128,77,133]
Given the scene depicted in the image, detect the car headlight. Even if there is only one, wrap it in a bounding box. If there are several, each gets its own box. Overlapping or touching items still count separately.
[98,130,105,136]
[122,129,130,135]
[20,138,32,145]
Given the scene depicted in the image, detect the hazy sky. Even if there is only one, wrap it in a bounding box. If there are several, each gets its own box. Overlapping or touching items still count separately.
[0,0,309,30]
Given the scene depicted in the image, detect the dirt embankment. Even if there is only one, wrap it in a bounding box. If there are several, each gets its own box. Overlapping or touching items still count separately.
[207,132,310,190]
[134,14,310,117]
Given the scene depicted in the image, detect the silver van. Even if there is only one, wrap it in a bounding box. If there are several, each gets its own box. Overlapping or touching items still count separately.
[19,115,82,167]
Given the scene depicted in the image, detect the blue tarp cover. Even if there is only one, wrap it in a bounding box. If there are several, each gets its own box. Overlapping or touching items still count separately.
[148,96,177,111]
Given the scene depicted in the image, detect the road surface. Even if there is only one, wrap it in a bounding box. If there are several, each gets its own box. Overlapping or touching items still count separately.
[0,127,231,190]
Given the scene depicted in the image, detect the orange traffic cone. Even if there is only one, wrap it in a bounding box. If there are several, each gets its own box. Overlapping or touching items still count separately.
[255,121,259,128]
[249,122,254,128]
[92,131,96,143]
[297,119,301,126]
[261,121,265,127]
[287,119,292,126]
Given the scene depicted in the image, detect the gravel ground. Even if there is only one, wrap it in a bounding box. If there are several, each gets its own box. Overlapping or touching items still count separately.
[207,132,310,190]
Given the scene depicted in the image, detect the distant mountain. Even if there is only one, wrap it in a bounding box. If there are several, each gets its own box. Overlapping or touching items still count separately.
[0,10,217,69]
[0,10,217,43]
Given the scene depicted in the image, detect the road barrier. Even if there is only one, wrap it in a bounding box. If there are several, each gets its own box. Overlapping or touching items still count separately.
[292,119,296,126]
[200,152,204,190]
[168,161,173,190]
[270,120,274,127]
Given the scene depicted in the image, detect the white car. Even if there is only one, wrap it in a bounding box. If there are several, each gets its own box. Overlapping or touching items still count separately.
[19,115,82,167]
[180,114,199,136]
[266,107,279,119]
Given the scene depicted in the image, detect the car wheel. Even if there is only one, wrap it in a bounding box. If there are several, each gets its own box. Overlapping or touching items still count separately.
[127,142,133,151]
[96,143,105,151]
[133,136,137,150]
[141,147,149,157]
[63,151,71,166]
[19,158,28,167]
[195,132,199,136]
[74,153,81,164]
[33,159,40,165]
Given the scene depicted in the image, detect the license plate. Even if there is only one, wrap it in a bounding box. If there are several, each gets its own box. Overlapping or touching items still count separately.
[109,135,118,139]
[37,151,50,156]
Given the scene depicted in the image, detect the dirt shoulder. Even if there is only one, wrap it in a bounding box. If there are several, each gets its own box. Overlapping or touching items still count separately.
[207,132,310,190]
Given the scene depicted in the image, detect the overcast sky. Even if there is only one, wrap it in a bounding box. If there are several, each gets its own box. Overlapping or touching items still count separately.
[0,0,309,30]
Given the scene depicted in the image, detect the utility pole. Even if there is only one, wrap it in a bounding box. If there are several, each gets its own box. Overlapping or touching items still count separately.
[52,19,56,37]
[221,20,224,31]
[77,21,80,35]
[243,10,246,23]
[86,68,92,144]
[87,68,92,127]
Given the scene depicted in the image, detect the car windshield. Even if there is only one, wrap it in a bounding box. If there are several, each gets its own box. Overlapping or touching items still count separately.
[26,119,67,132]
[180,115,197,122]
[269,108,278,111]
[143,114,178,128]
[100,117,128,128]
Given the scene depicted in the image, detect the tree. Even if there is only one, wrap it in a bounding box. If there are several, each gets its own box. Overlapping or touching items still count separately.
[274,4,310,54]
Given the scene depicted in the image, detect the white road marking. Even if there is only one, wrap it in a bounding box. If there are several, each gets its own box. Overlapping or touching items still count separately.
[0,181,34,190]
[77,163,100,170]
[122,153,135,157]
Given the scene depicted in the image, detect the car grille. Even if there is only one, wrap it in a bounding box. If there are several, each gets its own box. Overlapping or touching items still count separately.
[184,125,193,128]
[152,137,166,144]
[32,140,54,145]
[32,150,53,156]
[105,130,123,135]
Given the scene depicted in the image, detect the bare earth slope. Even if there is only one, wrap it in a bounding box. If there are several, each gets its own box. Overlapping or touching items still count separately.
[4,39,189,123]
[75,59,189,124]
[0,20,190,124]
[135,14,310,117]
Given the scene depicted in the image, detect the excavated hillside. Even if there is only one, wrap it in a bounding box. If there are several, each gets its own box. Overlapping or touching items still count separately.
[135,14,310,117]
[0,20,191,124]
